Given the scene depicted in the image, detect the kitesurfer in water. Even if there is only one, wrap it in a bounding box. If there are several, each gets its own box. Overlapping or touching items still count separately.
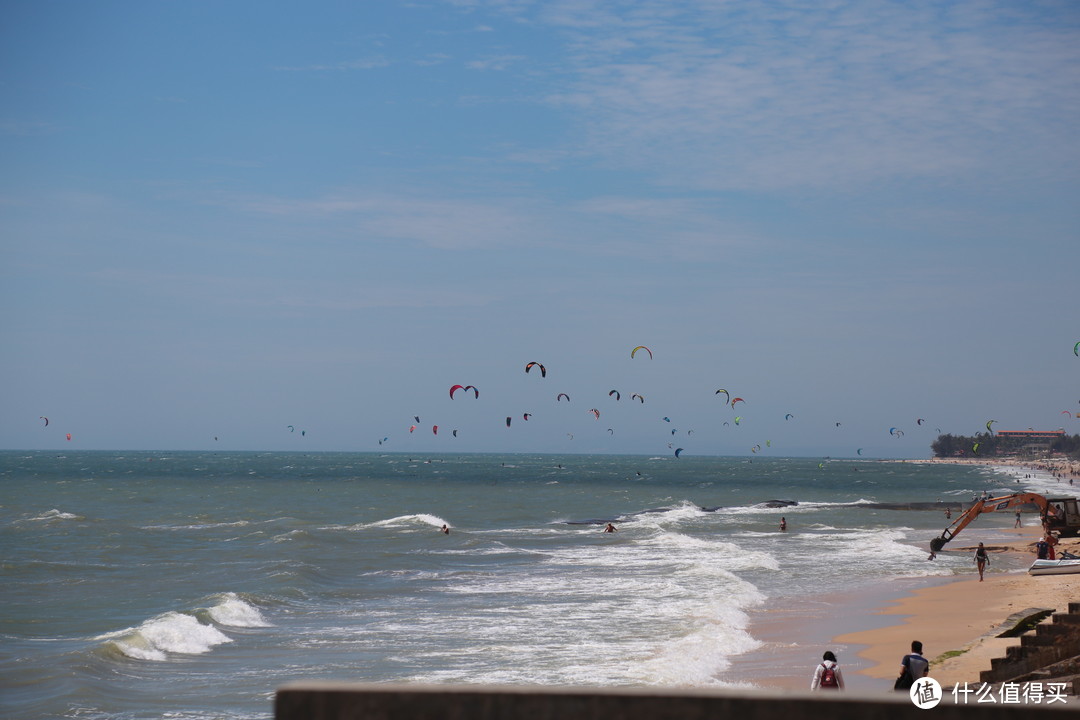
[603,523,617,533]
[441,524,450,535]
[779,517,787,532]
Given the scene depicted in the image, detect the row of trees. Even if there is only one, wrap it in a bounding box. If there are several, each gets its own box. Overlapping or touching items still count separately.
[932,432,1080,460]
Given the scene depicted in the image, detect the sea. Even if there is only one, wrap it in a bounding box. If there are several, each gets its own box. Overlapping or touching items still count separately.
[2,451,1075,719]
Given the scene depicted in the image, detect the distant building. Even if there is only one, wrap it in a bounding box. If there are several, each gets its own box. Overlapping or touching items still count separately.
[995,430,1066,439]
[995,429,1065,458]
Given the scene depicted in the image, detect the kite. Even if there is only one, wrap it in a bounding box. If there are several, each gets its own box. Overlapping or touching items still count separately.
[674,448,684,458]
[523,413,532,421]
[39,416,49,427]
[609,390,621,401]
[449,384,479,399]
[557,393,570,402]
[506,417,512,427]
[589,408,600,420]
[715,389,729,403]
[731,397,745,408]
[66,433,72,441]
[631,393,644,403]
[525,362,547,378]
[567,433,574,440]
[857,448,863,455]
[631,345,652,360]
[433,425,439,435]
[784,414,793,421]
[607,428,614,435]
[663,417,671,422]
[917,418,925,426]
[409,425,417,433]
[973,442,981,454]
[452,429,458,437]
[889,427,898,436]
[1075,341,1080,357]
[288,425,295,432]
[414,416,421,423]
[734,416,742,425]
[986,420,998,435]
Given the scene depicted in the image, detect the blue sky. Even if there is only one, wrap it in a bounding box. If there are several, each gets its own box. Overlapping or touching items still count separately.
[2,0,1078,457]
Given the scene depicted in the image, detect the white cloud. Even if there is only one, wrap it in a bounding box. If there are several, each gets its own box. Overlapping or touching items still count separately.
[230,191,547,251]
[466,54,527,70]
[501,0,1080,191]
[273,57,390,71]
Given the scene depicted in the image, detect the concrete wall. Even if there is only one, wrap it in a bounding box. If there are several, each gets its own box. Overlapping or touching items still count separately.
[275,683,1075,720]
[982,602,1080,685]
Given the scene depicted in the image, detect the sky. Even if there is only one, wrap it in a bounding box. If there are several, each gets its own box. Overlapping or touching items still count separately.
[2,0,1078,458]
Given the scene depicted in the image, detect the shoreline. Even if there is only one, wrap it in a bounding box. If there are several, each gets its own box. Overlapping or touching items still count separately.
[734,457,1080,693]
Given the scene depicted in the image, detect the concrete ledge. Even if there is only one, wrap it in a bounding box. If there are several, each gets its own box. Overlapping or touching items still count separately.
[275,683,1077,719]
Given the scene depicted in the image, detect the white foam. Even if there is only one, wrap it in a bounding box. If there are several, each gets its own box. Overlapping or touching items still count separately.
[106,612,233,661]
[988,465,1080,499]
[27,509,79,522]
[358,514,449,530]
[208,593,271,628]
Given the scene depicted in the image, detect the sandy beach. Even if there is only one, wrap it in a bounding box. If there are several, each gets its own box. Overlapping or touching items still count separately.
[835,528,1080,688]
[738,459,1080,693]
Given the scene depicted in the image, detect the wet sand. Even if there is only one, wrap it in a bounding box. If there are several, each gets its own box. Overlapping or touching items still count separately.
[734,520,1079,693]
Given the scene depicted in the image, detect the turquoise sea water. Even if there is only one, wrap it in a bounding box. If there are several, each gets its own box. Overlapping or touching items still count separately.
[1,451,1071,719]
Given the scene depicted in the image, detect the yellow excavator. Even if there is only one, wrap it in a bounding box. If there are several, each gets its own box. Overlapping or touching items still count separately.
[930,493,1080,552]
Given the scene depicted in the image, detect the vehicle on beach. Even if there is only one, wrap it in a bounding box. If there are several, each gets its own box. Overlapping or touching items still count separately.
[930,493,1080,552]
[1028,557,1080,576]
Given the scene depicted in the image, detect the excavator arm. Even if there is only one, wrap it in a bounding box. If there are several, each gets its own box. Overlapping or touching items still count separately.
[930,493,1050,552]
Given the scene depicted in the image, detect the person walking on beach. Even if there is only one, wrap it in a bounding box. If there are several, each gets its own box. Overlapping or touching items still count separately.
[1015,510,1022,528]
[810,651,844,690]
[974,542,989,581]
[896,641,929,690]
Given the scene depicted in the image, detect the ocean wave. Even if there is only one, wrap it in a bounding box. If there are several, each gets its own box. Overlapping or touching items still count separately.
[22,509,80,523]
[207,593,272,628]
[140,520,252,531]
[101,612,233,662]
[351,514,450,531]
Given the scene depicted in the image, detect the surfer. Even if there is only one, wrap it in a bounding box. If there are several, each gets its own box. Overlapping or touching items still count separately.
[603,523,617,533]
[440,524,450,535]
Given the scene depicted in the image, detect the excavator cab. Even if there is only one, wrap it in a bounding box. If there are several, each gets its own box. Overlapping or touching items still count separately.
[1046,497,1080,537]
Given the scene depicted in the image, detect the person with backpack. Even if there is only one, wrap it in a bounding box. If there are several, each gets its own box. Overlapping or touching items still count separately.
[895,640,929,690]
[810,650,844,690]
